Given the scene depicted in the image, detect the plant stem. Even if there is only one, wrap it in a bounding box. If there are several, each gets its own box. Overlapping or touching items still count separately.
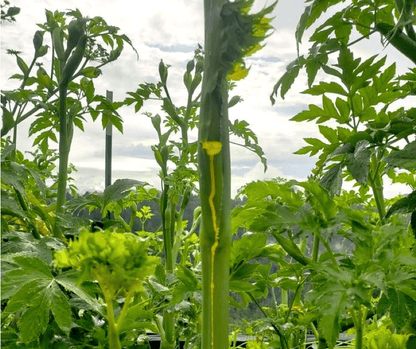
[350,308,364,349]
[312,233,320,262]
[369,154,386,222]
[248,292,288,349]
[54,84,69,240]
[281,289,288,305]
[315,229,338,267]
[105,294,121,349]
[310,322,320,342]
[159,187,175,349]
[116,291,133,330]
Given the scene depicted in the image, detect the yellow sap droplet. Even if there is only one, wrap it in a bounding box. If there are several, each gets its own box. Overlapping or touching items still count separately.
[202,141,222,156]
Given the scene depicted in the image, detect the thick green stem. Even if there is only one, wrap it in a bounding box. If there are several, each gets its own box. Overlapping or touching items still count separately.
[369,175,386,223]
[315,229,338,267]
[116,291,133,330]
[54,85,69,240]
[199,2,231,348]
[281,289,288,304]
[105,295,121,349]
[350,308,364,349]
[369,155,386,222]
[312,234,320,262]
[310,322,320,342]
[159,186,175,349]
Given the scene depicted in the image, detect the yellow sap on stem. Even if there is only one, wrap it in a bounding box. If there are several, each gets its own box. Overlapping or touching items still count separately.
[202,140,222,348]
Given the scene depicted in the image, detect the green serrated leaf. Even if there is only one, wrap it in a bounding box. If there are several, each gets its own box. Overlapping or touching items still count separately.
[385,141,416,171]
[345,140,371,185]
[230,280,257,292]
[1,107,15,137]
[295,181,337,221]
[303,82,348,96]
[319,125,338,144]
[271,58,303,102]
[389,288,409,331]
[317,291,347,349]
[55,270,104,315]
[48,282,71,333]
[17,292,49,343]
[386,191,416,218]
[103,179,145,208]
[320,163,342,196]
[4,279,48,313]
[377,292,390,317]
[231,233,267,265]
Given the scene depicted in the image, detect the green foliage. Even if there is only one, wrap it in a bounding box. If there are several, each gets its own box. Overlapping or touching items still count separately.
[54,228,159,296]
[232,175,416,348]
[366,324,410,349]
[1,1,19,23]
[2,1,416,348]
[1,255,100,344]
[272,0,416,102]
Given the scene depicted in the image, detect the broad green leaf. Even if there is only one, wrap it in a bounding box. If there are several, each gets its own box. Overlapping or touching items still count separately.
[17,290,50,343]
[292,95,343,124]
[319,125,338,144]
[103,179,145,208]
[176,265,199,291]
[377,293,390,317]
[295,0,344,44]
[1,193,28,221]
[55,270,104,315]
[48,282,71,333]
[275,276,298,290]
[346,131,372,147]
[295,181,337,220]
[118,304,154,334]
[320,163,342,196]
[231,233,267,265]
[231,263,258,281]
[303,81,348,96]
[345,140,371,185]
[1,169,26,197]
[336,47,360,88]
[4,279,47,313]
[271,57,303,102]
[249,205,298,231]
[334,19,352,44]
[232,206,266,233]
[229,280,256,292]
[237,179,302,207]
[385,141,416,171]
[1,106,15,137]
[318,291,347,349]
[3,266,71,343]
[388,288,409,331]
[335,97,350,122]
[323,95,341,122]
[386,191,416,218]
[1,231,53,265]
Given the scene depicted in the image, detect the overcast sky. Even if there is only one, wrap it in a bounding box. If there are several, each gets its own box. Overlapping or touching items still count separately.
[1,0,413,197]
